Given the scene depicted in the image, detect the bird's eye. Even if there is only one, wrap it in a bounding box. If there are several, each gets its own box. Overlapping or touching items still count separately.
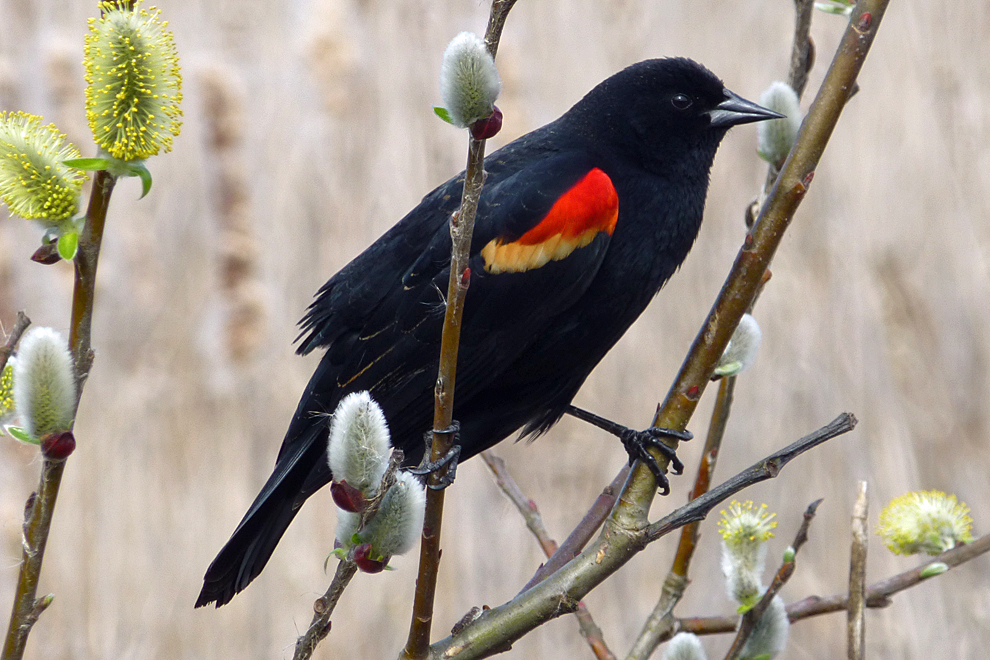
[671,94,693,110]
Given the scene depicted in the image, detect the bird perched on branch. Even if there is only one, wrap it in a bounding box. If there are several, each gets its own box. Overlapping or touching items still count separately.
[197,57,780,608]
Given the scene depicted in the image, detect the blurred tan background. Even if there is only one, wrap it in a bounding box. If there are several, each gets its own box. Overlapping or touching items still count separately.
[2,1,989,658]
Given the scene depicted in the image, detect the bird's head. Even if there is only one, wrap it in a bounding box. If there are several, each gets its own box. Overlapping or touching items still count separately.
[567,58,783,175]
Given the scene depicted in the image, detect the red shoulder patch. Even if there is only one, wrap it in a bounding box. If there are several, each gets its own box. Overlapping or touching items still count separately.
[481,168,618,274]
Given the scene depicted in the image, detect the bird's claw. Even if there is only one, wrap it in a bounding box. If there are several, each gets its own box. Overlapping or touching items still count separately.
[619,426,689,496]
[409,421,462,490]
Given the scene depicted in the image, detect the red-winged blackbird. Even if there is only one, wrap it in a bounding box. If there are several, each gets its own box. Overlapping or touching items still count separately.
[197,57,780,608]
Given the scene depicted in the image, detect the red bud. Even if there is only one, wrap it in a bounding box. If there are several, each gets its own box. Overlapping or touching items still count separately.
[353,544,388,573]
[41,431,76,461]
[470,106,503,140]
[330,480,367,513]
[31,243,62,265]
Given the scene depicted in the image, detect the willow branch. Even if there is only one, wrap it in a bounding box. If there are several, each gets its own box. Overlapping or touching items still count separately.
[523,466,629,592]
[615,0,889,528]
[788,0,816,98]
[402,3,517,658]
[292,561,359,660]
[3,169,117,660]
[425,415,854,660]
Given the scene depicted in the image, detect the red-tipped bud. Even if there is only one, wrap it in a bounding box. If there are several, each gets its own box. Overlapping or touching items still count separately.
[330,480,367,513]
[31,243,62,265]
[470,106,503,140]
[41,431,76,461]
[353,543,387,573]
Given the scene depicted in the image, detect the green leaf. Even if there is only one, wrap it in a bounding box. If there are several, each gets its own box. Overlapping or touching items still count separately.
[920,562,949,578]
[7,426,39,445]
[57,231,79,261]
[814,2,853,14]
[433,106,455,124]
[713,361,742,378]
[325,548,347,571]
[63,157,111,171]
[126,162,153,198]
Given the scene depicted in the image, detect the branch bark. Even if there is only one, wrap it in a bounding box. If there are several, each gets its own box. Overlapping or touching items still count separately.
[3,169,117,660]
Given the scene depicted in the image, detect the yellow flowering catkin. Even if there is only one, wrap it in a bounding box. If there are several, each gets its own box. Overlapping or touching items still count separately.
[84,1,183,160]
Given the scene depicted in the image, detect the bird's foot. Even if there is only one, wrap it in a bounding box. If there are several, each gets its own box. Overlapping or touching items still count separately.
[619,426,691,496]
[565,405,689,495]
[408,421,462,490]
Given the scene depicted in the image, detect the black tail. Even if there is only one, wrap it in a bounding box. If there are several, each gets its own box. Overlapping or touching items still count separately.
[196,426,331,608]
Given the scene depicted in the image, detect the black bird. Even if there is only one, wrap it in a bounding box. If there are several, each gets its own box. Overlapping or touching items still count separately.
[197,57,780,608]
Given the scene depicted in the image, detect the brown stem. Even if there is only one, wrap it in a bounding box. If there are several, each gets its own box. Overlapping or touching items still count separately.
[402,4,517,657]
[644,415,852,543]
[292,561,359,660]
[522,466,629,592]
[3,169,117,660]
[788,0,816,98]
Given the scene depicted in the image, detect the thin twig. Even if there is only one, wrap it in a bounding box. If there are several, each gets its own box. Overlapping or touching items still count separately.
[481,452,558,556]
[482,452,616,660]
[3,169,117,660]
[625,376,735,660]
[523,466,629,592]
[403,4,518,658]
[678,532,990,635]
[645,415,853,543]
[848,481,868,660]
[0,311,31,372]
[723,499,821,660]
[292,561,359,660]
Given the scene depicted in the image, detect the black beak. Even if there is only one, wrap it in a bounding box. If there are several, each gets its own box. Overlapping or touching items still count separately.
[708,89,784,128]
